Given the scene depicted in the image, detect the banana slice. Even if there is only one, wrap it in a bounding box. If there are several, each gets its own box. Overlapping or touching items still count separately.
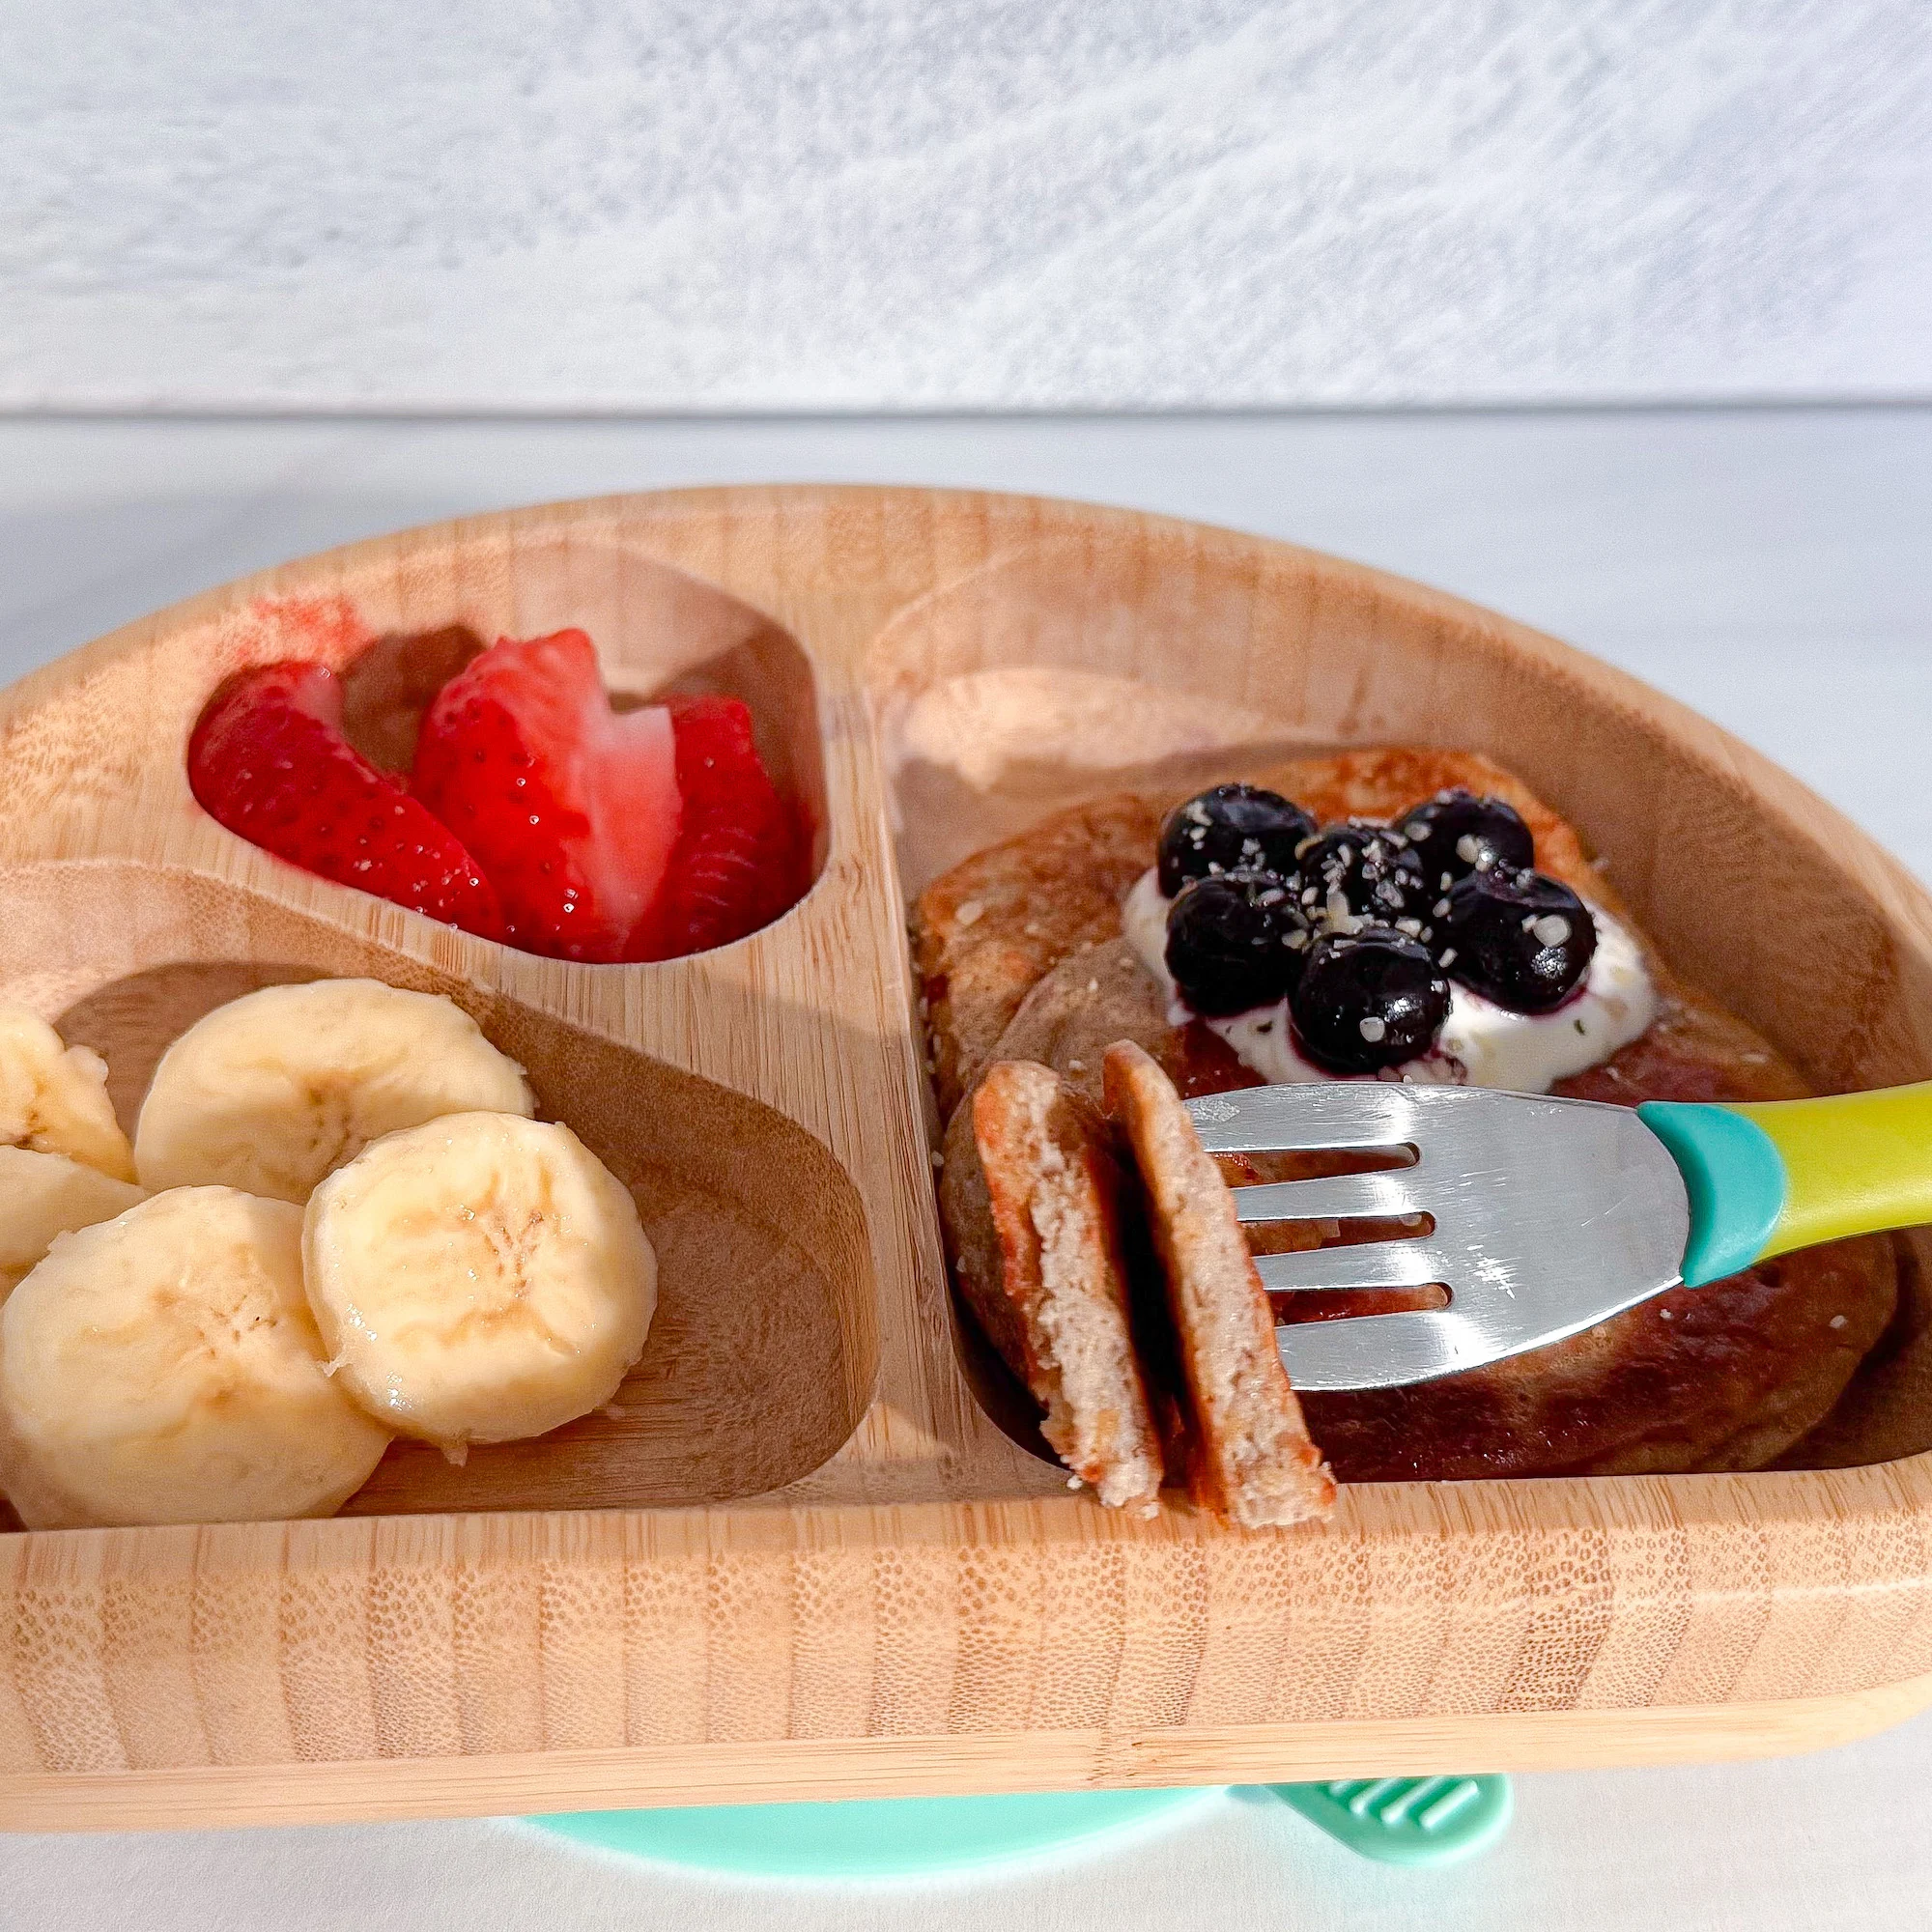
[304,1112,656,1450]
[134,979,535,1204]
[0,1187,393,1528]
[0,1003,137,1181]
[0,1147,145,1296]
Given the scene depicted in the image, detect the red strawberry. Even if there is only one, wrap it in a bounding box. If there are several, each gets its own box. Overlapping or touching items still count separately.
[412,630,683,963]
[187,660,504,939]
[639,694,806,959]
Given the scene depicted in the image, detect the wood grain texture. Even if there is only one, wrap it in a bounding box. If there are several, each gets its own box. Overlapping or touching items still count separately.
[9,1673,1932,1833]
[1,484,1931,1827]
[9,6,1930,412]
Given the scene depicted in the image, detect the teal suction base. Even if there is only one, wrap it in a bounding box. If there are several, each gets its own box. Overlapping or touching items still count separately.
[527,1773,1511,1877]
[527,1786,1214,1877]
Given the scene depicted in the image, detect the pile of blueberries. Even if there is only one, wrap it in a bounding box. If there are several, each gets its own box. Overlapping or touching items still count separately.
[1158,783,1599,1074]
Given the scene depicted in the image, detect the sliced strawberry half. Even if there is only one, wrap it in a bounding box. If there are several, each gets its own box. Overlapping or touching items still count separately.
[187,660,505,939]
[412,630,683,964]
[639,694,807,960]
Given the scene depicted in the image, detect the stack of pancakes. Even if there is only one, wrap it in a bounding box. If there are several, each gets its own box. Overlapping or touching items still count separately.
[913,749,1897,1511]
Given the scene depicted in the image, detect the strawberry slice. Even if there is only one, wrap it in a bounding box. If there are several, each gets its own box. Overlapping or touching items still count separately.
[639,695,806,959]
[412,630,683,963]
[188,661,505,939]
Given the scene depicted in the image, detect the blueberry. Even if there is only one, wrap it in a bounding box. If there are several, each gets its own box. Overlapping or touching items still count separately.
[1164,870,1314,1016]
[1293,822,1426,927]
[1438,867,1597,1013]
[1290,925,1452,1073]
[1396,788,1534,890]
[1157,784,1317,898]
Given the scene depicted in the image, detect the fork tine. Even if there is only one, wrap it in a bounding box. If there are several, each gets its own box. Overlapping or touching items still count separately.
[1255,1243,1445,1293]
[1185,1083,1416,1154]
[1232,1171,1423,1224]
[1276,1309,1479,1391]
[1186,1086,1698,1389]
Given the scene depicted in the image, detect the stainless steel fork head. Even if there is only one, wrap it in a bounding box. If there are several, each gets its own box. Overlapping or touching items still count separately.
[1185,1083,1692,1391]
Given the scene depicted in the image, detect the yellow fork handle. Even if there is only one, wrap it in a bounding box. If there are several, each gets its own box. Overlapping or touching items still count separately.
[1731,1080,1932,1264]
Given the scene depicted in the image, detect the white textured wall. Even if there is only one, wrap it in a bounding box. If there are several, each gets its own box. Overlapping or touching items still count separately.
[4,1,1928,412]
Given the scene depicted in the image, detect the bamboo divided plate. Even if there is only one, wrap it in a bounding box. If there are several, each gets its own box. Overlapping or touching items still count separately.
[3,486,1932,1834]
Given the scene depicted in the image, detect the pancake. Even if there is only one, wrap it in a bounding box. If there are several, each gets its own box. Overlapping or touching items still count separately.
[940,1061,1163,1514]
[914,749,1897,1483]
[1104,1042,1335,1526]
[912,792,1162,1122]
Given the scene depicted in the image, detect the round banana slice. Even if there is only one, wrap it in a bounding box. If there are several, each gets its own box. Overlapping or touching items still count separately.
[0,1147,145,1297]
[304,1112,656,1450]
[0,1003,136,1181]
[134,978,535,1204]
[0,1187,393,1528]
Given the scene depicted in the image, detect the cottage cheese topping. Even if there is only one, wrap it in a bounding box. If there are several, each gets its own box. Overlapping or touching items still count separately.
[1122,867,1656,1093]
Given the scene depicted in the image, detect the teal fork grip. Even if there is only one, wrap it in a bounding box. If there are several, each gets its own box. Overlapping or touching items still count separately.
[1640,1082,1932,1287]
[1636,1101,1787,1286]
[1269,1775,1512,1865]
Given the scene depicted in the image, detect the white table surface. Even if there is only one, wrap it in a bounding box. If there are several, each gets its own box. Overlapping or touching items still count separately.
[1,406,1928,1931]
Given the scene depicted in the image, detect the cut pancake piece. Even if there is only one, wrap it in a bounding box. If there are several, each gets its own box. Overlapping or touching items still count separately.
[942,1061,1163,1514]
[1103,1040,1335,1529]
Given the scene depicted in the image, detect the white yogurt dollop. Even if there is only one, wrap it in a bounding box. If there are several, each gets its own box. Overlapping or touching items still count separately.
[1122,867,1656,1094]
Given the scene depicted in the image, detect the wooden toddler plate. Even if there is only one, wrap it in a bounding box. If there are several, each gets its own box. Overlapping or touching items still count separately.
[2,487,1931,1832]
